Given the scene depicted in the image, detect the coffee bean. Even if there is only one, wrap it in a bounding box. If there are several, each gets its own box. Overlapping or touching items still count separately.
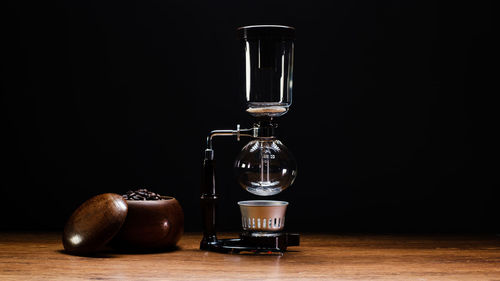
[122,188,164,200]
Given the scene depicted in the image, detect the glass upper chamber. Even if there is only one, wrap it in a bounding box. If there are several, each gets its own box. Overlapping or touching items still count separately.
[235,138,297,196]
[238,25,295,118]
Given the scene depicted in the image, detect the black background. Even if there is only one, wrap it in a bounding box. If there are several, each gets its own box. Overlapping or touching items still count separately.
[2,0,497,233]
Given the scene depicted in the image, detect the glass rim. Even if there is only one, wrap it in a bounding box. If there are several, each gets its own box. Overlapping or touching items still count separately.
[238,200,289,207]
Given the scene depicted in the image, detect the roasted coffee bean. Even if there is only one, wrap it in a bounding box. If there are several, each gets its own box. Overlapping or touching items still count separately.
[122,188,164,200]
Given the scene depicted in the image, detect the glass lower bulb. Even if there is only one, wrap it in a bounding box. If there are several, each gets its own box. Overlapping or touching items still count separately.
[234,138,297,196]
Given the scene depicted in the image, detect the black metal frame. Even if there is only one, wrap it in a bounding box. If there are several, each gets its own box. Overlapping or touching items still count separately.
[200,232,300,253]
[200,120,299,253]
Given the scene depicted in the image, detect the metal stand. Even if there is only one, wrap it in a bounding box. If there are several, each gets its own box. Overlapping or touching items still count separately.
[201,232,300,254]
[200,122,300,254]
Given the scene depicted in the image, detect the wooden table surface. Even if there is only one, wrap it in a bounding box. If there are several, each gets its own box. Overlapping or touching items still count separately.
[1,232,499,280]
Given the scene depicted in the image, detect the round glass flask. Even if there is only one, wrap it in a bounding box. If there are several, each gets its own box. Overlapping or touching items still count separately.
[234,138,297,196]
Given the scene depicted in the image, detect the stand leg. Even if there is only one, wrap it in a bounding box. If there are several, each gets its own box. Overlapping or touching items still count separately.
[200,157,218,249]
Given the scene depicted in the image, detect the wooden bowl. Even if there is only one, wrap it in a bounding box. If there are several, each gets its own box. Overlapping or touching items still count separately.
[110,196,184,251]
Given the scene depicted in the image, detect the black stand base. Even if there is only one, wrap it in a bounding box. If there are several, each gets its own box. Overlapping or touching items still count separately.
[200,232,300,253]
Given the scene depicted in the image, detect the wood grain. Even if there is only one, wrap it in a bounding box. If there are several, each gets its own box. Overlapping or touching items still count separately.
[1,232,499,280]
[110,197,184,251]
[62,193,127,255]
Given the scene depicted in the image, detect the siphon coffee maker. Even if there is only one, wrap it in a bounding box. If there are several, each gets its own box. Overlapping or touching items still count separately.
[200,25,299,253]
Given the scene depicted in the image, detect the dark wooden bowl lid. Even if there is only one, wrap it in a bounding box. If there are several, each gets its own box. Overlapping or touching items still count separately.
[62,193,128,255]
